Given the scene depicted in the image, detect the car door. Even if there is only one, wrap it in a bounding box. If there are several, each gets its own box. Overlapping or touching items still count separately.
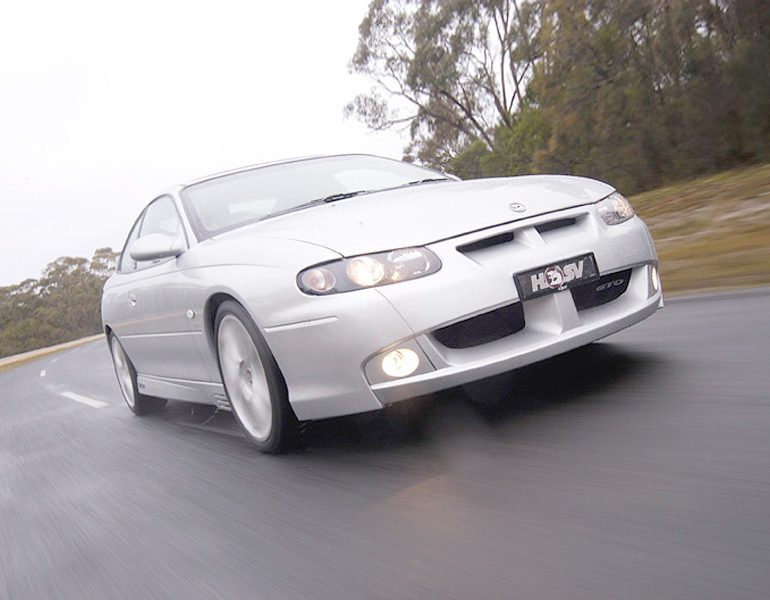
[110,195,204,382]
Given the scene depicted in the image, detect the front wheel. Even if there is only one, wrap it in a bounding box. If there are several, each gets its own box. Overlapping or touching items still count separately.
[109,334,167,415]
[215,301,297,453]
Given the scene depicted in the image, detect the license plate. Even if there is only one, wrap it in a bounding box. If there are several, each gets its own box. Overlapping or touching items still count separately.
[514,253,600,301]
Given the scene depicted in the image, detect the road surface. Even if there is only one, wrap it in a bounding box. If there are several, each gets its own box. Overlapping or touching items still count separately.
[2,291,769,599]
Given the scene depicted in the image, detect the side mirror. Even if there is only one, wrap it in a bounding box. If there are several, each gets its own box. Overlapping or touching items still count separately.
[129,233,185,262]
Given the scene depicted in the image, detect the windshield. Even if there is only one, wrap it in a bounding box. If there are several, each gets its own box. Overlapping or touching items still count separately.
[180,155,451,239]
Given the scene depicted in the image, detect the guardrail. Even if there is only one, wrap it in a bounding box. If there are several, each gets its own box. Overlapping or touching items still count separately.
[0,334,106,371]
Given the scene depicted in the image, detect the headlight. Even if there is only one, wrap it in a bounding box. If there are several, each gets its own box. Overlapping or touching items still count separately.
[346,256,385,287]
[298,267,336,293]
[298,247,441,295]
[596,192,635,225]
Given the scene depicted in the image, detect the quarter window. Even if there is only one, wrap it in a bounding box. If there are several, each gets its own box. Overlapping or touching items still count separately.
[118,214,144,272]
[118,196,185,273]
[140,196,183,239]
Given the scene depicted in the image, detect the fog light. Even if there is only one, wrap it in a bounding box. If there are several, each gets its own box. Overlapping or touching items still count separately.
[651,265,660,292]
[381,348,420,378]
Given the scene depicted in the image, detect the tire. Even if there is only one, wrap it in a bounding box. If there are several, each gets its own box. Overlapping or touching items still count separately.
[214,300,298,453]
[109,333,167,415]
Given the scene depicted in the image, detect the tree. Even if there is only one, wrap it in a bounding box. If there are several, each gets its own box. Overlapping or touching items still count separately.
[347,0,543,169]
[529,0,770,191]
[0,248,119,358]
[350,0,770,192]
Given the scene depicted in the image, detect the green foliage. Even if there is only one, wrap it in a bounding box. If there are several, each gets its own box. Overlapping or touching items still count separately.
[449,140,489,179]
[350,0,770,192]
[450,107,551,177]
[0,248,118,358]
[347,0,542,169]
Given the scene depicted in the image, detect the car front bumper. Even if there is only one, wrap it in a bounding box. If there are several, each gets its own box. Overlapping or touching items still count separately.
[372,265,661,404]
[263,205,662,421]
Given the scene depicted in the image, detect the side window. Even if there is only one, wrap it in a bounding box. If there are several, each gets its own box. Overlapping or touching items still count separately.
[140,196,183,239]
[119,196,185,273]
[118,213,145,273]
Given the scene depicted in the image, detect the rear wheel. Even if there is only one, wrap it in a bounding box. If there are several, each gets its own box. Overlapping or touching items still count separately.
[109,333,167,415]
[215,301,297,453]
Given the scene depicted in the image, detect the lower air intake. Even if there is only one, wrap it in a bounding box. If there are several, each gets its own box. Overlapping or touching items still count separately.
[433,303,525,349]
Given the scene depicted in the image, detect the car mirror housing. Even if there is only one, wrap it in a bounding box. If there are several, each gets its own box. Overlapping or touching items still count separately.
[129,233,185,262]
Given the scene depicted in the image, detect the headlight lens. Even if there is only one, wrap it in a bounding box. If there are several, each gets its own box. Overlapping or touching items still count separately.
[346,256,386,287]
[298,267,336,293]
[298,247,441,295]
[596,192,635,225]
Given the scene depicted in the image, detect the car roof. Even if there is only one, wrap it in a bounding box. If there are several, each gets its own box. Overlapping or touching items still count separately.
[181,153,386,187]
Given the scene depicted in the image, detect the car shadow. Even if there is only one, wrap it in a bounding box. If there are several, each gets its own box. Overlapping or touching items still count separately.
[462,341,660,419]
[148,341,666,456]
[293,341,666,454]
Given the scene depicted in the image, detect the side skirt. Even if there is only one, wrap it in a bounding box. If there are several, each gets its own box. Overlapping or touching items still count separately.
[137,374,230,410]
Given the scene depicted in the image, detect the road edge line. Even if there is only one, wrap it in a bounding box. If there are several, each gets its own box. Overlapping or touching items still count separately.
[0,334,106,373]
[61,391,109,409]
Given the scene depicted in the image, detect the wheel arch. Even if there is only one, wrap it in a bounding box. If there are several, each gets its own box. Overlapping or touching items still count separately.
[205,292,292,412]
[203,292,239,356]
[202,291,274,359]
[103,324,115,351]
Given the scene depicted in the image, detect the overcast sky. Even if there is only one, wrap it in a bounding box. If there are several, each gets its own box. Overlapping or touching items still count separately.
[0,0,404,286]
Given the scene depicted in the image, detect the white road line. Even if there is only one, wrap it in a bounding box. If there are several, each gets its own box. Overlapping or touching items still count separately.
[40,369,46,378]
[51,358,59,364]
[61,391,108,409]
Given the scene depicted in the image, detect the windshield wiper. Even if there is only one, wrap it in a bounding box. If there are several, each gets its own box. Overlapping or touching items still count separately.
[320,190,372,203]
[265,199,329,220]
[404,177,450,186]
[279,181,448,215]
[264,190,372,220]
[320,180,448,202]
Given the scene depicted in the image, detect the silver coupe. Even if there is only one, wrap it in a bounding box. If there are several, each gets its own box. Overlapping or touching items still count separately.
[102,154,663,452]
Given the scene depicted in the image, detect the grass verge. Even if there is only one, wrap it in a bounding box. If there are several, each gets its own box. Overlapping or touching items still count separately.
[631,163,770,294]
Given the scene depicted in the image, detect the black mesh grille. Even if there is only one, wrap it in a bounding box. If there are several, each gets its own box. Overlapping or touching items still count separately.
[433,303,525,349]
[571,269,632,310]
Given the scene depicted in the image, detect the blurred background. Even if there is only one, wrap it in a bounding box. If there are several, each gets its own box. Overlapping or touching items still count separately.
[2,3,769,599]
[1,0,768,358]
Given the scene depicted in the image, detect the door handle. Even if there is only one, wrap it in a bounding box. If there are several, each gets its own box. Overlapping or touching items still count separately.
[128,293,137,308]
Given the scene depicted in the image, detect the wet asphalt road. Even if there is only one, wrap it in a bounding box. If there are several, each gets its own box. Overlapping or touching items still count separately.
[1,291,769,599]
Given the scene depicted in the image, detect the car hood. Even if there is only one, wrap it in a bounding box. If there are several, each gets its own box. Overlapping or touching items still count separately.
[214,175,614,257]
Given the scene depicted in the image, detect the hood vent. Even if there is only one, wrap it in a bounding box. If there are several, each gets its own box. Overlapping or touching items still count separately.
[535,217,577,234]
[456,231,515,254]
